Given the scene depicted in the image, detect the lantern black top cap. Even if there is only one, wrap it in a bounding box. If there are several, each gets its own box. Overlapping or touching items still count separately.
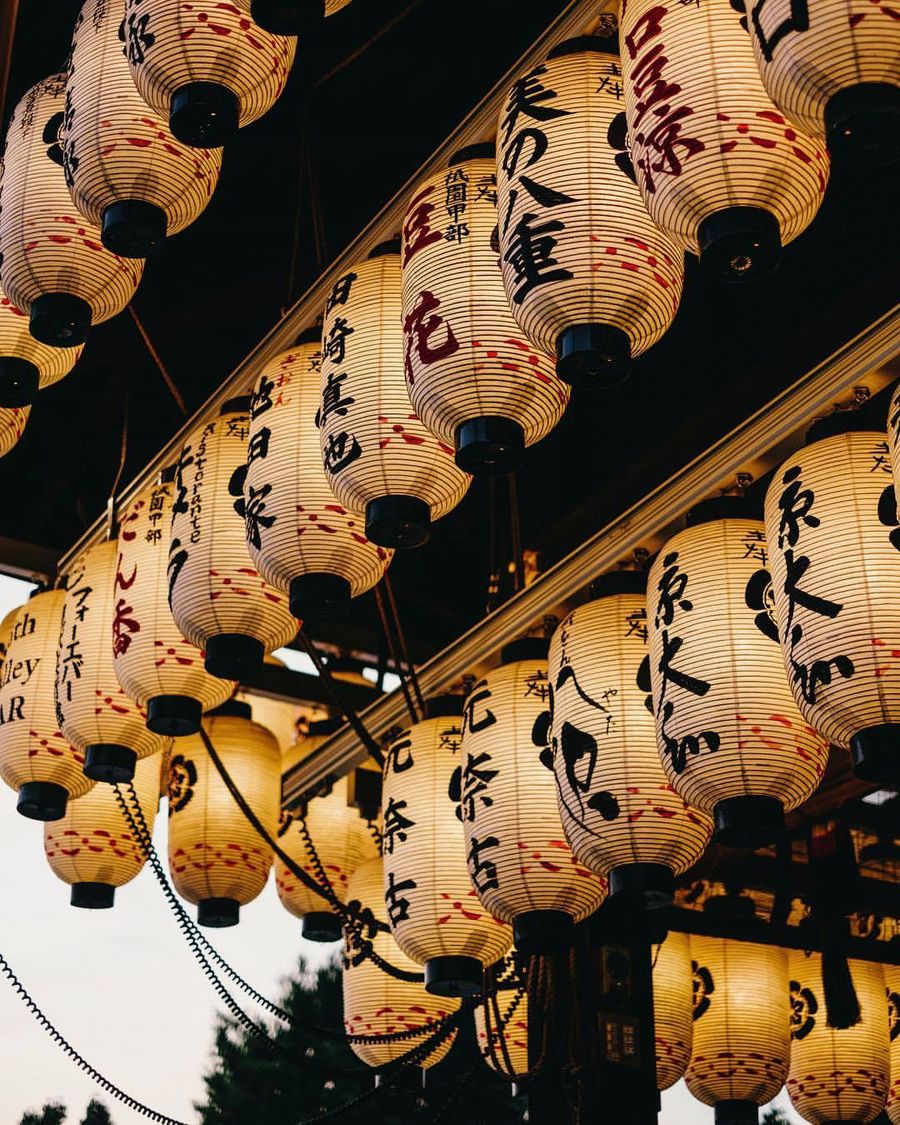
[501,637,549,665]
[220,395,252,416]
[685,494,762,527]
[308,716,343,737]
[805,409,880,445]
[547,34,619,59]
[424,694,465,719]
[208,700,253,721]
[295,326,321,346]
[368,237,401,259]
[589,570,646,600]
[448,141,496,166]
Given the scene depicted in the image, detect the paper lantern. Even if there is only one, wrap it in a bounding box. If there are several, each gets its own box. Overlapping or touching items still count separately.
[0,406,30,459]
[232,0,351,35]
[0,288,82,407]
[474,974,529,1079]
[167,701,279,926]
[767,414,900,786]
[548,572,712,907]
[44,750,160,908]
[122,0,296,148]
[0,76,144,348]
[685,936,790,1122]
[65,0,222,258]
[887,965,900,1124]
[382,701,513,997]
[496,37,684,387]
[342,856,460,1069]
[459,639,606,955]
[168,398,298,681]
[246,334,392,621]
[744,0,900,167]
[0,590,95,820]
[787,950,889,1123]
[620,0,828,282]
[319,241,471,549]
[653,930,693,1091]
[647,498,829,848]
[401,145,566,475]
[275,719,377,941]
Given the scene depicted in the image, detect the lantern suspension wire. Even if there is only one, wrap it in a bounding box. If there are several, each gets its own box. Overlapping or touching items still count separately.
[312,0,427,88]
[382,572,425,718]
[373,583,419,724]
[507,474,525,595]
[284,99,311,311]
[128,306,189,418]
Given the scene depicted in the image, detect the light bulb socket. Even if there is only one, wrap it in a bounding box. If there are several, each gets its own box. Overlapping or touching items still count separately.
[423,695,464,718]
[289,572,352,622]
[308,716,343,737]
[208,699,253,721]
[500,636,548,664]
[556,323,631,388]
[514,909,574,955]
[0,357,39,407]
[17,781,67,821]
[158,464,178,484]
[850,723,900,785]
[169,81,239,148]
[424,955,484,998]
[250,0,325,34]
[824,82,900,168]
[365,495,430,550]
[204,633,264,681]
[101,199,167,258]
[715,1101,759,1125]
[448,141,496,165]
[588,570,647,599]
[547,34,618,59]
[219,396,251,416]
[713,795,786,849]
[29,293,91,347]
[685,495,762,526]
[301,911,343,943]
[71,881,115,909]
[368,238,401,259]
[294,325,322,346]
[84,744,137,783]
[608,862,674,911]
[804,411,877,445]
[197,897,240,928]
[454,416,524,476]
[697,206,781,284]
[147,694,202,737]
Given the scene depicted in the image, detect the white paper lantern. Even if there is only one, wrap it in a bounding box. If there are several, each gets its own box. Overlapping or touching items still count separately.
[0,405,30,458]
[232,0,351,35]
[620,0,829,282]
[474,971,529,1079]
[887,964,900,1124]
[652,930,693,1091]
[0,288,82,407]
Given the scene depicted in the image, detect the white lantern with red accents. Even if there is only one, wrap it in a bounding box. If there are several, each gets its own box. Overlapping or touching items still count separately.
[0,287,82,407]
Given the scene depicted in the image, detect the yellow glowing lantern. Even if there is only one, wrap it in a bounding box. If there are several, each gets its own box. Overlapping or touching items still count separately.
[0,288,82,407]
[167,701,279,926]
[620,0,828,282]
[887,965,900,1124]
[653,930,693,1091]
[168,399,297,681]
[496,37,684,387]
[0,76,144,347]
[319,241,471,549]
[647,499,829,847]
[474,974,529,1079]
[232,0,351,34]
[122,0,296,148]
[787,950,889,1123]
[401,145,566,475]
[0,406,29,459]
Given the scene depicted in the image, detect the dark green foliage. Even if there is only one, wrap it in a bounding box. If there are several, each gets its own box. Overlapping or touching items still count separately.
[80,1101,112,1125]
[760,1109,791,1124]
[19,1104,66,1125]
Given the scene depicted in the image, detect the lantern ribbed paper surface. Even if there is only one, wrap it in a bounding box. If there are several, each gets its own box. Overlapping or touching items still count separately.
[342,857,459,1068]
[0,289,82,406]
[620,0,828,282]
[787,950,889,1123]
[57,540,167,784]
[382,714,513,996]
[548,581,712,903]
[887,965,900,1124]
[496,41,684,387]
[246,341,392,621]
[0,76,144,347]
[459,648,606,955]
[168,403,297,682]
[123,0,296,147]
[44,750,160,908]
[167,705,279,926]
[0,590,94,820]
[653,930,692,1091]
[767,425,900,787]
[685,936,790,1113]
[0,406,30,458]
[647,510,829,847]
[475,982,528,1078]
[319,246,471,550]
[66,0,222,258]
[401,150,566,476]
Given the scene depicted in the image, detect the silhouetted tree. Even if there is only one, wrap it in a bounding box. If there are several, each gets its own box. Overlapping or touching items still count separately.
[20,1104,66,1125]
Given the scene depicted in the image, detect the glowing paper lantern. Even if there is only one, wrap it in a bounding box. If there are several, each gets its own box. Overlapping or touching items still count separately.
[474,975,529,1079]
[685,936,790,1122]
[168,399,298,681]
[647,500,829,847]
[0,590,94,820]
[65,0,222,257]
[0,76,144,346]
[887,965,900,1124]
[0,288,82,407]
[787,950,889,1123]
[44,750,160,908]
[233,0,351,35]
[115,476,234,736]
[167,701,279,926]
[652,930,693,1091]
[401,145,566,475]
[496,37,684,387]
[459,639,606,954]
[620,0,828,282]
[0,406,29,458]
[122,0,296,148]
[382,702,513,997]
[319,241,471,549]
[548,572,712,906]
[246,335,392,621]
[342,856,460,1068]
[767,415,900,786]
[744,0,900,167]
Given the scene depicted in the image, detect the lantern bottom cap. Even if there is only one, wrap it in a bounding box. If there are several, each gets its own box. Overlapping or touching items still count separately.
[555,324,631,389]
[251,0,325,33]
[608,862,674,911]
[697,206,781,284]
[825,82,900,168]
[170,81,239,149]
[513,909,574,955]
[71,881,115,910]
[289,572,352,622]
[713,795,785,849]
[84,744,137,784]
[147,694,203,737]
[365,495,430,550]
[424,955,484,998]
[29,293,91,347]
[101,200,167,258]
[301,911,342,943]
[16,781,67,821]
[198,897,240,928]
[204,633,265,681]
[0,357,39,407]
[454,416,524,476]
[714,1101,758,1125]
[850,723,900,784]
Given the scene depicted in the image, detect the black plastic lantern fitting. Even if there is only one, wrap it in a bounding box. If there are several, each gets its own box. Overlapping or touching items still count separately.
[251,0,325,33]
[169,82,239,148]
[365,495,430,550]
[16,781,67,821]
[824,82,900,168]
[697,206,781,284]
[84,744,137,783]
[147,694,203,737]
[101,200,167,258]
[608,861,675,911]
[454,416,525,476]
[301,911,343,943]
[713,794,786,849]
[71,881,115,909]
[289,573,352,622]
[204,633,265,681]
[198,896,240,927]
[513,909,574,955]
[0,358,39,407]
[850,723,900,786]
[555,324,631,389]
[715,1100,758,1125]
[29,293,91,347]
[424,955,484,998]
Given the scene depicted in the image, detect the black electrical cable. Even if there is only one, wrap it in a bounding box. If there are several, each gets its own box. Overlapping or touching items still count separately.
[383,572,426,717]
[374,581,419,724]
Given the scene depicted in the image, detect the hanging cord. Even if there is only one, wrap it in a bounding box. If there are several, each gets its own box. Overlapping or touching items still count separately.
[128,307,189,418]
[284,95,311,311]
[313,0,426,87]
[507,474,525,595]
[483,974,523,1079]
[383,572,426,718]
[0,948,187,1125]
[485,477,501,614]
[374,582,419,724]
